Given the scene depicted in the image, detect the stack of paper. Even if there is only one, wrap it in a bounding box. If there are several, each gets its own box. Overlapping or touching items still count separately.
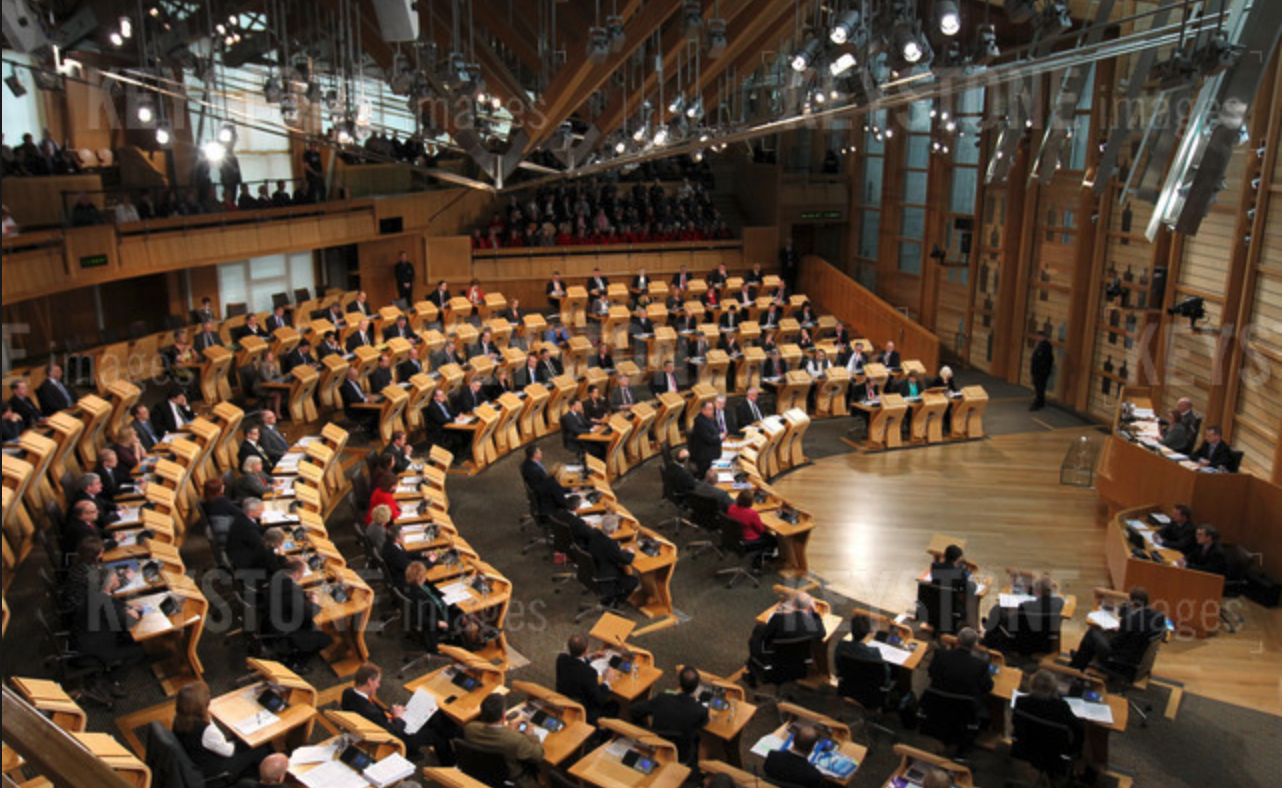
[438,580,473,606]
[233,710,280,737]
[364,753,416,787]
[297,761,365,788]
[1086,610,1120,630]
[289,742,340,767]
[999,593,1036,609]
[866,640,913,666]
[401,688,439,734]
[1066,697,1115,725]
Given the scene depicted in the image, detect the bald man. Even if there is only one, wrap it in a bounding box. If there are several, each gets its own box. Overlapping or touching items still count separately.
[237,753,288,787]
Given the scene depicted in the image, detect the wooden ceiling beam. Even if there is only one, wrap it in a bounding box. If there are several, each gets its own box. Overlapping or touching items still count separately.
[522,0,673,155]
[468,0,542,73]
[419,2,528,108]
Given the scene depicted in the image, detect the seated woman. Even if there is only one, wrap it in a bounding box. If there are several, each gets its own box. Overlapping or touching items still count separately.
[726,490,779,569]
[111,425,145,472]
[367,471,402,525]
[405,560,463,653]
[172,681,271,781]
[233,455,271,503]
[366,503,392,554]
[170,329,198,386]
[253,351,285,416]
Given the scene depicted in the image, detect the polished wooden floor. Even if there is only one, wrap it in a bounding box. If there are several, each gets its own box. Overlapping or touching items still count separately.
[772,430,1282,718]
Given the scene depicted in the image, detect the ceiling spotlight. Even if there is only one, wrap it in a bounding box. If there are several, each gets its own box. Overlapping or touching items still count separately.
[682,0,703,39]
[586,26,610,64]
[830,89,839,100]
[897,24,924,64]
[264,77,282,104]
[491,95,502,110]
[692,150,704,163]
[149,7,160,17]
[606,15,626,53]
[830,52,857,76]
[120,17,132,39]
[1006,0,1039,25]
[976,24,1000,62]
[653,127,669,146]
[830,10,861,45]
[615,140,627,154]
[135,98,155,124]
[202,140,225,164]
[280,95,299,121]
[935,2,961,37]
[1041,2,1072,34]
[699,131,710,142]
[791,38,821,72]
[706,18,727,58]
[217,123,237,145]
[154,125,171,146]
[5,71,27,98]
[215,24,226,36]
[109,31,124,47]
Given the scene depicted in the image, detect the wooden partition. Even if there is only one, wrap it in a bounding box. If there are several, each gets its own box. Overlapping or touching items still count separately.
[2,174,104,229]
[796,255,941,372]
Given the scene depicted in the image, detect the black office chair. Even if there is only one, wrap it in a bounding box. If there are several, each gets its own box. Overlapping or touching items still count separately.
[1226,449,1244,473]
[543,511,580,587]
[35,607,108,709]
[916,686,981,755]
[657,462,693,534]
[651,727,700,768]
[237,364,260,408]
[144,721,232,788]
[33,527,67,581]
[1094,629,1165,727]
[568,543,614,622]
[1010,708,1076,787]
[834,654,897,744]
[520,480,551,555]
[714,515,765,589]
[915,580,967,636]
[390,583,445,680]
[749,635,815,706]
[456,738,516,788]
[294,287,311,304]
[685,492,724,560]
[271,292,292,309]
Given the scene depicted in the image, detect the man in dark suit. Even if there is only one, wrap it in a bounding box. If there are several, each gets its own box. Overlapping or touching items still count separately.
[153,389,195,436]
[315,331,344,360]
[195,298,217,325]
[763,725,824,788]
[610,375,638,412]
[687,401,723,478]
[236,314,270,342]
[61,501,108,556]
[666,449,698,498]
[342,662,456,764]
[225,498,270,580]
[670,265,690,291]
[546,272,567,310]
[738,388,766,427]
[514,356,543,389]
[347,291,374,317]
[1029,331,1054,411]
[583,386,609,424]
[588,515,638,606]
[454,379,488,415]
[712,395,736,436]
[265,305,290,334]
[1155,504,1197,553]
[69,473,120,527]
[194,322,223,356]
[398,348,425,382]
[586,267,609,298]
[555,633,619,724]
[650,360,682,398]
[982,575,1063,654]
[383,431,413,474]
[628,667,709,764]
[931,544,977,595]
[834,615,892,710]
[368,354,394,394]
[394,251,416,305]
[762,350,787,381]
[426,389,462,455]
[1182,524,1230,576]
[324,303,347,329]
[93,449,133,503]
[264,558,333,669]
[469,328,500,361]
[719,303,740,331]
[686,332,710,380]
[430,281,451,310]
[1190,426,1233,470]
[37,363,76,415]
[281,340,315,374]
[129,404,159,451]
[928,627,994,721]
[538,349,562,382]
[381,524,413,589]
[237,425,274,473]
[257,410,290,466]
[345,319,375,352]
[562,399,605,460]
[630,269,650,296]
[9,380,43,429]
[520,445,548,491]
[339,369,372,419]
[383,314,415,343]
[1070,586,1166,672]
[236,753,289,788]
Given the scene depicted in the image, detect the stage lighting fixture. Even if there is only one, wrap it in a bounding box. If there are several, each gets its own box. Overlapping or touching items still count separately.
[1167,296,1206,329]
[202,140,225,164]
[5,71,26,98]
[615,140,627,154]
[683,0,703,39]
[586,27,610,64]
[653,127,669,146]
[706,18,727,57]
[135,98,155,124]
[830,10,860,44]
[607,15,626,53]
[935,2,961,36]
[154,125,172,145]
[263,77,282,104]
[791,38,821,72]
[217,123,237,145]
[1042,2,1072,34]
[976,24,1000,62]
[120,17,132,39]
[830,52,857,76]
[894,22,925,64]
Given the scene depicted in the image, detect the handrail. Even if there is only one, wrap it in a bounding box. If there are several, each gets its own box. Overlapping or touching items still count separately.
[473,237,742,259]
[115,197,379,238]
[1,687,136,788]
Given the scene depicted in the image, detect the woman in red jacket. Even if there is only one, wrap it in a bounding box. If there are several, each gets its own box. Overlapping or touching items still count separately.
[366,472,401,524]
[727,490,778,569]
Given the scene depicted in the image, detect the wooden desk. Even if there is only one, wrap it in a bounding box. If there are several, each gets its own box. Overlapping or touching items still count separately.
[814,368,851,418]
[313,566,374,677]
[72,732,150,788]
[755,591,844,686]
[679,667,757,767]
[757,508,814,579]
[736,346,766,394]
[404,645,504,726]
[652,392,686,449]
[775,371,812,415]
[590,613,663,711]
[507,681,596,766]
[446,404,500,475]
[209,659,317,750]
[288,710,406,783]
[879,744,975,788]
[626,527,678,619]
[520,384,552,440]
[569,718,690,788]
[780,408,811,469]
[127,571,208,695]
[10,677,87,733]
[910,391,950,444]
[950,386,988,440]
[755,703,868,786]
[563,286,589,329]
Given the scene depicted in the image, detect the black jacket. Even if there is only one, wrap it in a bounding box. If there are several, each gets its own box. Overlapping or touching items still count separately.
[225,515,268,576]
[629,692,708,762]
[37,378,75,415]
[1030,340,1054,378]
[687,413,722,469]
[587,527,635,588]
[555,653,613,723]
[382,542,413,589]
[341,687,408,737]
[764,749,824,788]
[928,647,993,699]
[1184,542,1229,576]
[737,399,766,427]
[1190,439,1233,470]
[153,400,195,436]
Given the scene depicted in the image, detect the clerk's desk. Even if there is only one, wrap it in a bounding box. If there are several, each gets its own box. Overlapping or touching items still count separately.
[1105,505,1223,638]
[879,744,975,788]
[404,645,504,726]
[569,718,691,788]
[676,665,758,767]
[754,702,868,786]
[1101,390,1282,586]
[754,587,844,688]
[507,680,597,766]
[209,659,317,751]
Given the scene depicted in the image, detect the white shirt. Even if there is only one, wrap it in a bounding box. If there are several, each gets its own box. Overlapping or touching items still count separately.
[115,203,140,224]
[201,722,235,757]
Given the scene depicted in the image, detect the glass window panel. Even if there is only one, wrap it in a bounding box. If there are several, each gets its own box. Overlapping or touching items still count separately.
[898,240,923,275]
[907,101,932,132]
[862,158,884,206]
[950,168,977,214]
[859,211,881,259]
[906,136,930,169]
[1067,114,1091,170]
[954,134,981,165]
[901,207,926,239]
[250,256,286,279]
[904,170,928,204]
[958,87,985,115]
[1,54,43,140]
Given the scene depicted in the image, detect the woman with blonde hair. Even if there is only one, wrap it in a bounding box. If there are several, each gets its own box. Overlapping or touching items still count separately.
[111,425,145,471]
[366,503,392,553]
[253,350,284,415]
[172,681,270,780]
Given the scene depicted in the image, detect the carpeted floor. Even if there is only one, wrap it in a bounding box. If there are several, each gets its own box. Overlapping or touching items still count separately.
[3,369,1276,788]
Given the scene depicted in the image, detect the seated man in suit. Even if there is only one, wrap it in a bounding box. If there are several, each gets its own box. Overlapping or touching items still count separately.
[237,424,274,473]
[454,378,488,415]
[1154,504,1197,553]
[1069,586,1166,672]
[256,410,290,466]
[583,385,610,425]
[628,666,708,765]
[763,724,824,788]
[588,514,638,606]
[738,387,767,426]
[383,430,414,474]
[693,469,733,514]
[368,354,395,393]
[153,387,196,436]
[70,472,120,527]
[537,348,563,381]
[225,497,270,582]
[347,291,374,317]
[651,360,683,398]
[745,592,827,688]
[666,449,698,498]
[981,574,1063,655]
[880,340,901,369]
[236,314,270,342]
[426,389,464,456]
[380,523,413,589]
[562,398,606,461]
[712,395,736,436]
[469,327,501,361]
[194,321,223,356]
[264,557,333,670]
[398,347,426,382]
[1180,524,1230,576]
[315,330,344,360]
[37,363,76,415]
[686,331,710,381]
[927,627,993,723]
[931,544,978,594]
[611,374,638,412]
[265,304,290,334]
[236,752,289,788]
[463,693,543,788]
[129,404,159,451]
[339,368,378,432]
[1190,425,1234,470]
[555,633,621,724]
[8,380,42,430]
[1014,669,1084,757]
[834,614,892,711]
[345,318,375,352]
[382,314,415,343]
[342,662,456,765]
[546,272,567,311]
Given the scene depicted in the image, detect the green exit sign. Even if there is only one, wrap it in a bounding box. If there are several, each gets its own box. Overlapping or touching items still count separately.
[79,254,108,269]
[799,210,842,220]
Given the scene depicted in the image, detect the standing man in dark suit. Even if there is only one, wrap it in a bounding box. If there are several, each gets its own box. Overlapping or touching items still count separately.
[37,363,76,415]
[153,388,195,436]
[687,400,723,478]
[1190,426,1234,470]
[764,724,823,788]
[342,662,456,764]
[393,250,416,305]
[628,667,709,764]
[778,238,800,293]
[1070,587,1166,671]
[1030,331,1054,411]
[8,380,43,430]
[555,633,620,724]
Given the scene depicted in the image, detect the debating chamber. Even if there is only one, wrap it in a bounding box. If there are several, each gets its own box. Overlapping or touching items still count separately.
[2,1,1280,787]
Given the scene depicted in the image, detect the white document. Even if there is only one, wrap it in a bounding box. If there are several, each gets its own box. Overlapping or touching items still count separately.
[438,580,473,606]
[750,733,788,758]
[364,753,416,787]
[603,738,633,758]
[297,760,366,788]
[866,640,913,666]
[116,506,142,524]
[297,437,318,447]
[233,710,280,737]
[589,658,611,677]
[999,593,1036,609]
[1086,610,1120,631]
[290,743,340,766]
[262,509,298,525]
[716,472,736,484]
[1066,697,1115,725]
[401,688,440,735]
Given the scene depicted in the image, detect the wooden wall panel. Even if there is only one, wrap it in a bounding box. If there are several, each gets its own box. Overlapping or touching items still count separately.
[968,185,1012,373]
[1017,176,1082,396]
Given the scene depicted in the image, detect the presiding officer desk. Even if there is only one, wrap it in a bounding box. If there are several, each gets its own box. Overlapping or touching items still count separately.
[1096,388,1282,637]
